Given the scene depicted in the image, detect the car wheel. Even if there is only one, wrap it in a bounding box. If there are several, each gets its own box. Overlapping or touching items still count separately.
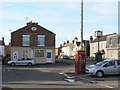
[11,63,15,66]
[96,71,104,78]
[28,63,32,66]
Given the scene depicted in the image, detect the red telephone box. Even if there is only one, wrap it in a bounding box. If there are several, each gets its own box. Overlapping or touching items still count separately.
[75,50,86,74]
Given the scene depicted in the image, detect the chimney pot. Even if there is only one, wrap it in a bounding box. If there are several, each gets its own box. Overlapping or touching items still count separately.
[2,37,4,41]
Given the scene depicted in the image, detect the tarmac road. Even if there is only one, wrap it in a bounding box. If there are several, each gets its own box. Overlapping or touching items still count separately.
[2,59,120,89]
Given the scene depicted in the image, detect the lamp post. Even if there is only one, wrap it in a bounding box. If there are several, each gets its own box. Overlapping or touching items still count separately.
[94,30,103,63]
[94,30,103,52]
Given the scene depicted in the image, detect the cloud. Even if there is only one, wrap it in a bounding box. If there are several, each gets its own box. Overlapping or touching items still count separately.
[92,2,117,17]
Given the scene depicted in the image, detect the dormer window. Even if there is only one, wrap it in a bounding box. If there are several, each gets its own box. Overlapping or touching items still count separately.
[22,35,30,46]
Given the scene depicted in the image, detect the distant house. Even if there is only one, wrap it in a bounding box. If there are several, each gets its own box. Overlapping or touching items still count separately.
[61,42,73,57]
[5,42,11,57]
[11,21,56,64]
[72,37,90,58]
[106,34,120,59]
[55,44,63,57]
[90,33,116,59]
[0,37,5,57]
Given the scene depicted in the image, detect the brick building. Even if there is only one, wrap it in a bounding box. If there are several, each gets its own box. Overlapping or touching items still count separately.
[11,21,56,64]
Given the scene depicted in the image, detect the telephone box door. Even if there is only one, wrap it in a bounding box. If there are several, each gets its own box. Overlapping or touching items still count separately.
[75,50,86,74]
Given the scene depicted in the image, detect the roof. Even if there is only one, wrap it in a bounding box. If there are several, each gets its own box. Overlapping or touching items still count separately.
[63,43,72,47]
[0,40,5,46]
[92,33,116,43]
[11,22,55,35]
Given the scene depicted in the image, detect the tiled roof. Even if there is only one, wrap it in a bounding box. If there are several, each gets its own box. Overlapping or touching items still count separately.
[63,43,72,47]
[92,33,116,43]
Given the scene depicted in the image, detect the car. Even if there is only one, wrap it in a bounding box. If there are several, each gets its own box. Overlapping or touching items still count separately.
[86,59,120,78]
[8,57,36,66]
[58,55,69,59]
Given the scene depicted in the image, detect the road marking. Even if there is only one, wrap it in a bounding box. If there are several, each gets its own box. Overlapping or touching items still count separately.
[98,83,114,88]
[77,76,115,88]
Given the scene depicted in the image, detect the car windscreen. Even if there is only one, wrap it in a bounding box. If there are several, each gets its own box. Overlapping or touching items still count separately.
[96,61,108,66]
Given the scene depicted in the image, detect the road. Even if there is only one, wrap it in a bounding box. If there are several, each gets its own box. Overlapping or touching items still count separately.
[2,59,120,89]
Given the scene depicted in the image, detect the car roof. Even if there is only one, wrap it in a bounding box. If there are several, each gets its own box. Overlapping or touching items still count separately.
[104,59,119,61]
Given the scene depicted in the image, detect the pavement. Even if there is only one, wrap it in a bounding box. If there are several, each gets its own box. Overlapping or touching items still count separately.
[1,59,120,89]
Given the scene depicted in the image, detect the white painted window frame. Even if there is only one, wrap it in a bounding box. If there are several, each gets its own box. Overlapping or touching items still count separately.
[22,35,30,46]
[37,35,45,46]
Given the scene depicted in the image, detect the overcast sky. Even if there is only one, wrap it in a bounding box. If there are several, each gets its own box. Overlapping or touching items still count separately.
[0,0,119,47]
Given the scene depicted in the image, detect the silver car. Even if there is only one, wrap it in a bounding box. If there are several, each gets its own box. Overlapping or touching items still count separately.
[8,57,36,66]
[86,59,120,77]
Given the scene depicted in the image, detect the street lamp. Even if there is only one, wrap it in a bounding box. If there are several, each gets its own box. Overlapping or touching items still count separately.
[94,30,103,63]
[94,30,103,52]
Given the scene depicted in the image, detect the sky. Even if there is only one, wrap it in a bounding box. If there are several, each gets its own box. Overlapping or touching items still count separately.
[0,0,119,47]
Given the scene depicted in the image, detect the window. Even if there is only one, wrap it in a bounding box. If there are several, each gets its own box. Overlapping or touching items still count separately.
[35,50,44,57]
[118,37,120,44]
[108,61,115,66]
[22,50,31,58]
[117,60,120,65]
[38,35,45,46]
[22,35,30,46]
[92,45,94,49]
[111,51,113,58]
[109,38,112,45]
[102,43,104,49]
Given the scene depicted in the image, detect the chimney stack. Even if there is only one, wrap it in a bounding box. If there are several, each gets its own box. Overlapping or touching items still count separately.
[63,42,66,45]
[60,44,62,47]
[67,40,69,43]
[2,37,4,42]
[90,36,93,43]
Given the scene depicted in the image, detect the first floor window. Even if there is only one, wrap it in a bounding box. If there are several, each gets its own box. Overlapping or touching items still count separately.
[22,35,30,46]
[38,35,45,46]
[35,50,44,57]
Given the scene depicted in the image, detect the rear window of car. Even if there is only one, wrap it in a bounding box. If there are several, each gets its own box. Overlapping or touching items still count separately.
[117,60,120,65]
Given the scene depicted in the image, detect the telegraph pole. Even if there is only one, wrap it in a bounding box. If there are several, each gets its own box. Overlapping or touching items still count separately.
[81,0,83,50]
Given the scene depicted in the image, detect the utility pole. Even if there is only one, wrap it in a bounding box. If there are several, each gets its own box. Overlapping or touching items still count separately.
[81,0,83,50]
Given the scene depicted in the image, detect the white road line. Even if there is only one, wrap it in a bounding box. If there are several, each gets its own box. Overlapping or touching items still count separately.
[78,77,115,88]
[98,83,114,88]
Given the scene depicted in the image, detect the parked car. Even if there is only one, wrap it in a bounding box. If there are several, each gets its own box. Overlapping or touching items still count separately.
[8,57,36,66]
[58,55,69,59]
[86,59,120,78]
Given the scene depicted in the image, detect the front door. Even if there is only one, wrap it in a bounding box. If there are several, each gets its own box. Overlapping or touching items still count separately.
[46,50,52,63]
[13,51,18,61]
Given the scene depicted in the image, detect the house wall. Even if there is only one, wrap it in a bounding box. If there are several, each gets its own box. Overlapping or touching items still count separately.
[107,49,119,59]
[90,41,107,58]
[0,46,5,56]
[11,47,55,64]
[62,44,73,56]
[11,23,55,64]
[11,23,55,47]
[106,34,120,59]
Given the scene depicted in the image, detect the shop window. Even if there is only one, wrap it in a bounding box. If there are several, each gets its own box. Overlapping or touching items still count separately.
[22,50,31,58]
[35,50,44,57]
